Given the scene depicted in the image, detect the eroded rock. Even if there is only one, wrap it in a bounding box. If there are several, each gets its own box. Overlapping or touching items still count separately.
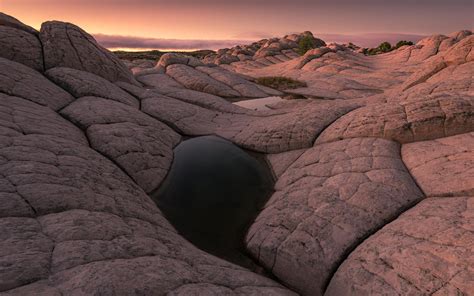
[326,196,474,296]
[246,138,424,295]
[40,21,138,85]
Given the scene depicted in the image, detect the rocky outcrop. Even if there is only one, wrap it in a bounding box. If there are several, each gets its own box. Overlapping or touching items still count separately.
[138,53,282,98]
[246,138,424,295]
[402,132,474,197]
[0,12,472,296]
[326,196,474,296]
[0,58,74,110]
[315,96,474,144]
[202,31,325,67]
[46,67,139,108]
[40,21,138,85]
[0,25,43,71]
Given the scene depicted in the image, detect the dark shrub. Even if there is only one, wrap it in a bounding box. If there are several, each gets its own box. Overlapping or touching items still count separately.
[378,42,392,53]
[395,40,414,49]
[256,76,307,91]
[298,35,317,56]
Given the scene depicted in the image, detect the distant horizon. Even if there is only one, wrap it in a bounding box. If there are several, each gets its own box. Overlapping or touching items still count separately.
[95,31,432,52]
[2,0,472,51]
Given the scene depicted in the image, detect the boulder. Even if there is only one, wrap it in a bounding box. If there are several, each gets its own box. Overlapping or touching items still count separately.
[0,57,74,110]
[326,196,474,296]
[46,67,139,107]
[40,21,138,85]
[246,137,424,295]
[0,26,43,71]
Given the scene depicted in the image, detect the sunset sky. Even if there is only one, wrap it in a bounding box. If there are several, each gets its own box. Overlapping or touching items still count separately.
[1,0,473,50]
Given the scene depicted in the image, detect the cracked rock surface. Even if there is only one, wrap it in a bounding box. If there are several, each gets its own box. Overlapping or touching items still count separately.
[39,21,138,85]
[246,138,424,295]
[402,132,474,197]
[0,12,473,296]
[326,196,474,296]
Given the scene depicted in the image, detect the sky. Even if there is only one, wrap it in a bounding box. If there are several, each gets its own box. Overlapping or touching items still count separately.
[1,0,473,50]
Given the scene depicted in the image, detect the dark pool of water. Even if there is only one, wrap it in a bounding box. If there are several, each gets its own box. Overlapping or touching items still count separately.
[151,136,274,268]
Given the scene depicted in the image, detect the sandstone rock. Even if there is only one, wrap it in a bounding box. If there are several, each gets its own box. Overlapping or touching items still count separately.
[0,58,75,110]
[0,26,43,71]
[0,94,290,294]
[40,21,138,85]
[61,96,181,193]
[46,67,139,107]
[246,138,424,295]
[316,96,474,144]
[0,218,53,291]
[326,196,474,296]
[137,73,184,90]
[402,132,474,197]
[0,12,38,35]
[0,93,87,145]
[142,95,359,153]
[196,66,269,97]
[266,149,307,178]
[166,64,241,97]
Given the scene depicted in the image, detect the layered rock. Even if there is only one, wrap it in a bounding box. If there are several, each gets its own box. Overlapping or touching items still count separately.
[326,196,474,296]
[246,138,424,295]
[0,12,473,296]
[137,53,282,98]
[46,67,139,108]
[402,132,474,197]
[61,96,181,193]
[0,58,74,110]
[0,25,43,71]
[40,21,138,85]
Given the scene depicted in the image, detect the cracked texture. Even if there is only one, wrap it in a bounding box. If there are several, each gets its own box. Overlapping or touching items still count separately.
[0,92,294,295]
[0,26,43,71]
[40,21,138,85]
[0,58,74,110]
[46,67,139,108]
[61,96,181,193]
[402,132,474,197]
[246,138,424,295]
[326,196,474,296]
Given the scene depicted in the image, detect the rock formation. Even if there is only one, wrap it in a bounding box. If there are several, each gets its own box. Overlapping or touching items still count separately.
[0,13,472,296]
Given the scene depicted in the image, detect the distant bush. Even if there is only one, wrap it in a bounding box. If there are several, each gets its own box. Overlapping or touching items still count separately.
[297,35,316,56]
[395,40,414,49]
[378,42,392,53]
[114,49,215,61]
[256,76,307,91]
[363,40,414,56]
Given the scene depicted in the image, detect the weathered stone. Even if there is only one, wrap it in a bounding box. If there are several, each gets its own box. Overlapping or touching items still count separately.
[0,58,74,110]
[402,132,474,197]
[0,12,38,35]
[246,138,423,295]
[0,26,43,71]
[40,21,138,85]
[61,96,181,193]
[166,64,241,97]
[46,67,139,107]
[326,196,474,296]
[316,96,474,144]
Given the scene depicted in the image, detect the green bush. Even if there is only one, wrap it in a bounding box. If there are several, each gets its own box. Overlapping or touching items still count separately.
[395,40,414,49]
[256,76,307,91]
[363,40,414,56]
[378,42,392,53]
[297,35,316,56]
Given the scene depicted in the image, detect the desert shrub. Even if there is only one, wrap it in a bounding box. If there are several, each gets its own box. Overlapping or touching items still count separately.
[256,76,307,91]
[395,40,414,49]
[297,35,316,56]
[378,42,392,53]
[114,49,215,61]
